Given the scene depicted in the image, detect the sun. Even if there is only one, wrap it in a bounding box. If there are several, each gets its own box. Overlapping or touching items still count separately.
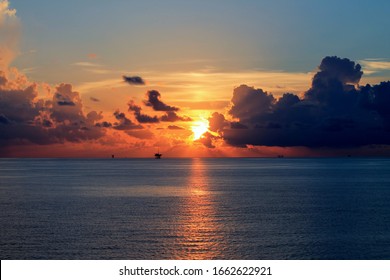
[191,120,209,140]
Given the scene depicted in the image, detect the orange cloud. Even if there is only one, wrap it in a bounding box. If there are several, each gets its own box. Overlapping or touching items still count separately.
[0,0,20,70]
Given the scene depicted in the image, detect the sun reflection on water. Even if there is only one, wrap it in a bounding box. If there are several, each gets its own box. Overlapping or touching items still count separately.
[173,158,225,259]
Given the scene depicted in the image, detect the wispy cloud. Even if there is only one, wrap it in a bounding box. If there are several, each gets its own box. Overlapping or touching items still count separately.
[359,59,390,75]
[76,78,123,93]
[145,69,313,99]
[75,69,313,105]
[20,67,37,74]
[73,61,102,67]
[72,61,111,75]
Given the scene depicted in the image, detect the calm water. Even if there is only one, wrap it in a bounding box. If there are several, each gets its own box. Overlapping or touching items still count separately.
[0,158,390,259]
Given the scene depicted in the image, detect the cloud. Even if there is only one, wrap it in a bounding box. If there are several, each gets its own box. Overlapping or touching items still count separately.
[208,112,228,132]
[51,84,84,121]
[125,129,154,139]
[0,0,20,70]
[128,91,191,123]
[205,56,390,148]
[0,70,106,147]
[0,0,16,20]
[144,90,179,111]
[359,59,390,76]
[160,111,192,122]
[228,85,275,123]
[305,56,363,105]
[0,71,40,123]
[196,132,217,148]
[75,78,122,93]
[0,3,161,155]
[112,110,142,130]
[167,125,185,130]
[95,121,112,128]
[73,61,110,75]
[57,100,76,106]
[73,62,102,68]
[128,100,159,123]
[0,113,9,124]
[123,75,145,85]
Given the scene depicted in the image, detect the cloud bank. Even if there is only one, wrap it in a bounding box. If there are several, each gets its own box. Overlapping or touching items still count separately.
[207,56,390,148]
[0,70,105,147]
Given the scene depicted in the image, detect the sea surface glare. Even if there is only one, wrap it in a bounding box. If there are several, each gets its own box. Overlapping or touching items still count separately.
[0,158,389,259]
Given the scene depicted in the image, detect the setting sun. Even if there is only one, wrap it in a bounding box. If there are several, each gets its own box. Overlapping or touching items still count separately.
[191,120,209,140]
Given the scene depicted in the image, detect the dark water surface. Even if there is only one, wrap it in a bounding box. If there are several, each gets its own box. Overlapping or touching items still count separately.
[1,158,389,259]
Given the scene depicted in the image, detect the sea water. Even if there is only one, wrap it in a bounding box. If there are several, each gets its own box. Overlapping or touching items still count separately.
[0,158,389,259]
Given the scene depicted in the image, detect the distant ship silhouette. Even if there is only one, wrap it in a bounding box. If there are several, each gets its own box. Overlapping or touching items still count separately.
[154,150,162,159]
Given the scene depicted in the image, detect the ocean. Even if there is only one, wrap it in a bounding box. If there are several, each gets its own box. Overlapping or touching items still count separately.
[0,158,389,259]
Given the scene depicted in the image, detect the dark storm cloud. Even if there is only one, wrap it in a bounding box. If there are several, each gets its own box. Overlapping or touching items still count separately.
[359,81,390,126]
[144,90,179,112]
[123,75,145,85]
[311,56,362,86]
[228,85,275,123]
[205,56,390,148]
[128,101,159,123]
[305,56,363,106]
[231,122,248,129]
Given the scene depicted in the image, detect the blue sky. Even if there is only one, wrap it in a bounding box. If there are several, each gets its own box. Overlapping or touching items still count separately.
[11,0,390,83]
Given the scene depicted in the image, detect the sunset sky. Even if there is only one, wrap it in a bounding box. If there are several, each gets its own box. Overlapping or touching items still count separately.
[1,0,390,157]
